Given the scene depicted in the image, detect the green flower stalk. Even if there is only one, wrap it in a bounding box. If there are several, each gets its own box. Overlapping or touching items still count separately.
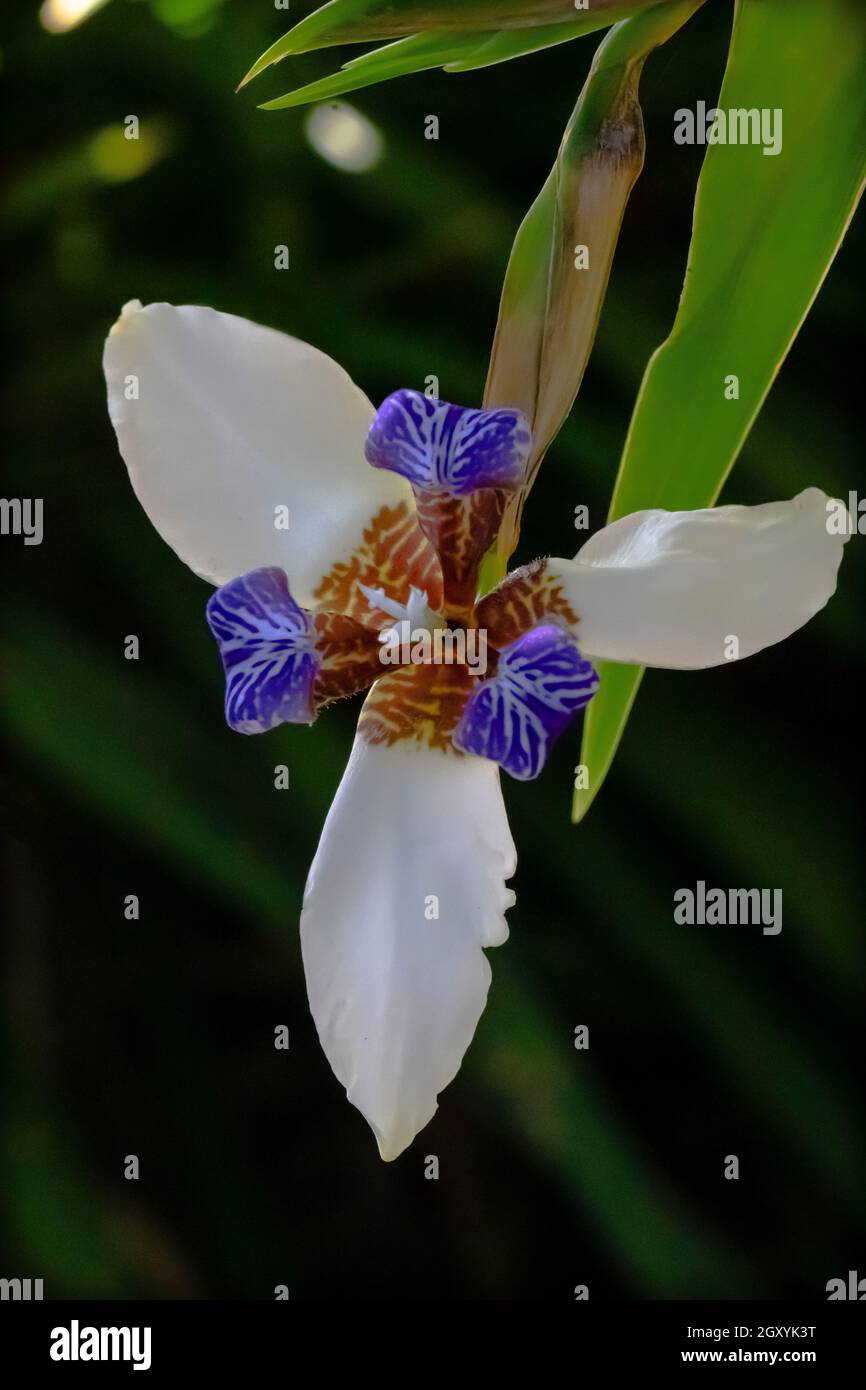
[483,0,704,570]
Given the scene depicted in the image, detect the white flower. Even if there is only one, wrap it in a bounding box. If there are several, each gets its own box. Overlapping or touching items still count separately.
[104,300,849,1159]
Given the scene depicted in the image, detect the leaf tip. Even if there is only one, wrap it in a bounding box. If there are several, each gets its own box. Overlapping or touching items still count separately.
[570,788,593,824]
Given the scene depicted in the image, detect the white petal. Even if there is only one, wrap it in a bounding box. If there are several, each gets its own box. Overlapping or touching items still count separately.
[549,488,848,668]
[103,301,410,601]
[301,737,516,1161]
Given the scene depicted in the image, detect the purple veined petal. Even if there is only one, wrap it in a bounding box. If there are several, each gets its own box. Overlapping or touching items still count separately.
[453,623,599,781]
[364,389,531,496]
[206,567,319,733]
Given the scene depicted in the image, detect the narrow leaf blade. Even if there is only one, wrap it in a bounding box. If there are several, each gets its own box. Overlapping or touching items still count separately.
[240,0,670,90]
[257,33,475,110]
[444,3,663,72]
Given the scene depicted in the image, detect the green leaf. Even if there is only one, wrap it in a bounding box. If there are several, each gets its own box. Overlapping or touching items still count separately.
[483,1,704,569]
[444,4,660,72]
[574,0,866,822]
[240,0,668,98]
[256,32,478,110]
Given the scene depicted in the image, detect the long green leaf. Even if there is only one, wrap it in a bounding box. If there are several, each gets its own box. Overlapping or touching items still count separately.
[257,32,479,110]
[255,21,632,110]
[445,5,655,71]
[240,0,665,88]
[574,0,866,821]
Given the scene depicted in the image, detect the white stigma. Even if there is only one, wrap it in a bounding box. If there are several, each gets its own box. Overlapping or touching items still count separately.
[360,584,445,636]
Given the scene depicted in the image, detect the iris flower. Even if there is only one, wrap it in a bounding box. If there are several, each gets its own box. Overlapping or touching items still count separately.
[104,300,848,1159]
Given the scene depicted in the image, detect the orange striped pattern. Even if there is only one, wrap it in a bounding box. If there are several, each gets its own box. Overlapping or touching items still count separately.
[358,662,478,753]
[313,500,443,627]
[475,558,578,650]
[311,611,384,711]
[414,488,504,619]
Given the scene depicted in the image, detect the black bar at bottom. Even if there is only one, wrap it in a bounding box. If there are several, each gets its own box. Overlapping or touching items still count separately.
[0,1299,863,1374]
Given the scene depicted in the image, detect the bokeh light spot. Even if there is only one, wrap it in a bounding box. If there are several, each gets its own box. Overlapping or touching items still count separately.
[87,119,175,183]
[304,102,384,175]
[39,0,109,34]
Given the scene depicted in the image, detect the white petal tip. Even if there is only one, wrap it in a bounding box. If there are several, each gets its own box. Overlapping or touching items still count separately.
[556,488,848,669]
[366,1099,438,1162]
[374,1126,421,1164]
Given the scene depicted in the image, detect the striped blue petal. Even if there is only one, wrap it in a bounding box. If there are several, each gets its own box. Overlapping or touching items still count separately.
[206,568,319,734]
[364,389,531,496]
[453,624,599,781]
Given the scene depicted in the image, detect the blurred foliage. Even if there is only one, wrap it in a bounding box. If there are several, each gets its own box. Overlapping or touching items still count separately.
[1,0,864,1298]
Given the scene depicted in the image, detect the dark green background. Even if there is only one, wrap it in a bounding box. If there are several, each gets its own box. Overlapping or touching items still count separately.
[2,0,863,1299]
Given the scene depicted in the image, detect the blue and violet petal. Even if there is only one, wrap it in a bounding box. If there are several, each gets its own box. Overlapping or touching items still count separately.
[365,390,531,497]
[453,624,599,780]
[206,567,319,733]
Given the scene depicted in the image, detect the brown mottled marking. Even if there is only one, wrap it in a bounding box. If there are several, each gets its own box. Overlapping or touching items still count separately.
[359,662,477,752]
[474,557,578,651]
[311,611,385,711]
[313,500,443,626]
[414,487,505,619]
